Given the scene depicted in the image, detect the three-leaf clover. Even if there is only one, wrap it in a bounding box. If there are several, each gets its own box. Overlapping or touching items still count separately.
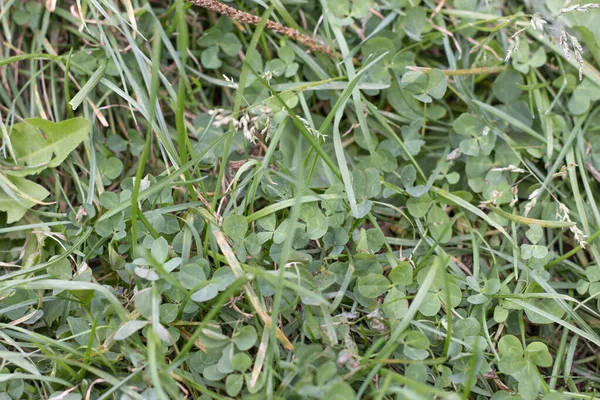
[453,113,495,157]
[521,224,548,260]
[131,236,182,281]
[498,335,552,400]
[568,78,600,116]
[198,28,242,69]
[400,68,448,103]
[275,47,299,78]
[329,0,369,25]
[511,41,547,75]
[416,259,462,316]
[466,276,501,305]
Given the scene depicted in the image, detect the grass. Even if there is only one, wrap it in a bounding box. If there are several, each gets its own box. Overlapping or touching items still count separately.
[2,0,600,399]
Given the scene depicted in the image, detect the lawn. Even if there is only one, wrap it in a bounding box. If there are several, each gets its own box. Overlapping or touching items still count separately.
[1,0,600,399]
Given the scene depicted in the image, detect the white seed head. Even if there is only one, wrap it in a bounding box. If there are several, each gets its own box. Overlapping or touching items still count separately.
[530,13,548,31]
[447,147,461,161]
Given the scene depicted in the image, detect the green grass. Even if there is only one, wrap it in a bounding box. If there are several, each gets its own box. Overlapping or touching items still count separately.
[2,0,600,399]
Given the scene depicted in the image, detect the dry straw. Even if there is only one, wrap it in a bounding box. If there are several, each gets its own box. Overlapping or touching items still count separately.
[188,0,334,57]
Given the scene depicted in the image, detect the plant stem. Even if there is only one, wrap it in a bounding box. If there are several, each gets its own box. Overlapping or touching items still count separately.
[406,64,506,76]
[187,0,334,57]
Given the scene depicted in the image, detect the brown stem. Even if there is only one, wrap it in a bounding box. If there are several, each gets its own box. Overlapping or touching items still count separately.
[187,0,334,57]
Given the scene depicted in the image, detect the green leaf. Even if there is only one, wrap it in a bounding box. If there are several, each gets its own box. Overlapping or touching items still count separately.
[151,236,169,264]
[483,278,501,295]
[478,131,496,156]
[324,382,355,399]
[9,122,52,168]
[427,205,451,243]
[178,263,207,290]
[402,330,430,349]
[362,37,395,64]
[10,117,90,170]
[273,219,294,244]
[70,59,108,111]
[453,113,487,137]
[0,176,50,223]
[160,303,178,323]
[191,283,219,302]
[389,261,413,286]
[220,33,242,56]
[498,334,523,356]
[525,342,553,367]
[523,286,566,324]
[201,46,222,69]
[107,134,127,152]
[197,28,222,47]
[518,362,541,400]
[212,267,236,290]
[134,288,153,320]
[97,154,123,180]
[217,344,234,374]
[203,364,227,381]
[587,266,600,282]
[418,292,441,316]
[232,326,257,350]
[231,352,252,372]
[426,69,447,99]
[299,203,328,240]
[494,305,509,322]
[459,138,480,156]
[402,70,426,87]
[467,293,488,304]
[13,10,30,25]
[114,320,148,340]
[356,273,390,298]
[521,244,548,260]
[406,193,433,218]
[277,46,295,64]
[403,6,426,40]
[285,62,299,77]
[244,233,262,257]
[383,287,408,319]
[453,317,480,339]
[390,51,416,75]
[67,316,91,346]
[225,374,244,397]
[466,154,493,177]
[353,168,381,199]
[356,228,385,254]
[445,171,460,184]
[525,224,544,244]
[529,47,547,68]
[223,214,248,241]
[257,213,276,231]
[492,70,524,104]
[568,89,591,115]
[400,164,417,189]
[47,258,72,280]
[498,351,527,377]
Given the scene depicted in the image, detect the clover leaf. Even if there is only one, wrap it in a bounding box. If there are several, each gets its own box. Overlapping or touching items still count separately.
[453,113,495,157]
[198,28,242,69]
[511,41,546,75]
[521,225,548,260]
[401,68,447,103]
[498,335,552,400]
[356,273,390,298]
[492,70,524,104]
[276,47,299,77]
[568,78,600,116]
